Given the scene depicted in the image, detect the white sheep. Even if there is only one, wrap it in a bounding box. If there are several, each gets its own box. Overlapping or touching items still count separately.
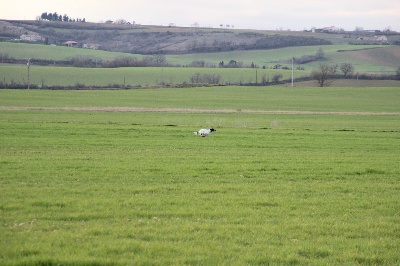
[194,128,216,137]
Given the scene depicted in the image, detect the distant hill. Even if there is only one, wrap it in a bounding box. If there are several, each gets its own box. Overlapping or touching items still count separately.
[1,19,399,75]
[0,19,341,54]
[2,20,398,55]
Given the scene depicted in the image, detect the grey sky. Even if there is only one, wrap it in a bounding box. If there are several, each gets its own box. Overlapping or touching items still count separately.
[1,0,399,31]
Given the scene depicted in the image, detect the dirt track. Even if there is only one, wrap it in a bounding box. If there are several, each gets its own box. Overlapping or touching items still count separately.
[1,106,399,116]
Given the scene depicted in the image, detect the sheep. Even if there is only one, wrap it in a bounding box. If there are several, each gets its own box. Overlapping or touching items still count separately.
[194,128,216,137]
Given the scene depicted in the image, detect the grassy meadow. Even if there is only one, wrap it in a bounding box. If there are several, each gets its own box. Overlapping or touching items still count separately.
[167,45,397,72]
[2,42,399,74]
[1,42,399,91]
[0,42,139,61]
[0,65,303,87]
[0,87,399,265]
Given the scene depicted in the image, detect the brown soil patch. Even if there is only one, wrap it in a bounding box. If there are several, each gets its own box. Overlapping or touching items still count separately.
[1,106,399,116]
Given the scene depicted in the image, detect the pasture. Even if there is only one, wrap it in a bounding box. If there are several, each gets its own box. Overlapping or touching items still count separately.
[0,65,302,87]
[2,42,398,74]
[0,42,138,61]
[0,87,399,265]
[167,45,397,72]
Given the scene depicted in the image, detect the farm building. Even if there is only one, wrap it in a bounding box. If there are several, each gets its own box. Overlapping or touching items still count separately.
[20,34,44,42]
[357,35,388,43]
[64,41,78,47]
[313,26,344,33]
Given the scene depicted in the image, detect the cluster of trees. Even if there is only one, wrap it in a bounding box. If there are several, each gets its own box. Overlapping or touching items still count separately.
[294,48,326,64]
[102,55,167,68]
[189,72,285,86]
[186,35,331,53]
[219,60,243,68]
[250,35,331,50]
[188,60,263,69]
[112,19,135,25]
[190,73,222,84]
[39,12,86,23]
[311,63,356,87]
[68,55,169,68]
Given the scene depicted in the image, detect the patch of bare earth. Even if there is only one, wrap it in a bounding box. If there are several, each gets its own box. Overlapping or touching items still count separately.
[1,106,399,116]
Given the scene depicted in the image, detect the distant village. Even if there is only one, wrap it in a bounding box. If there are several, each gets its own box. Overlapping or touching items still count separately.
[308,26,390,43]
[20,34,100,50]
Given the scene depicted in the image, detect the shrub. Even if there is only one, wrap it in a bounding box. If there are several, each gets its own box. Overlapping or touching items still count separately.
[68,55,102,67]
[272,73,283,84]
[190,73,221,84]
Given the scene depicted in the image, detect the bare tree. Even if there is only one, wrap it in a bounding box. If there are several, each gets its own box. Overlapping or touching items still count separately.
[190,73,221,84]
[272,73,283,84]
[315,47,326,60]
[153,54,166,66]
[355,26,364,32]
[340,63,355,77]
[261,74,269,85]
[114,19,127,24]
[311,63,338,87]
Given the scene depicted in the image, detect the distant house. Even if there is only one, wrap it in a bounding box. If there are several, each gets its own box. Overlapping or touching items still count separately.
[357,35,388,43]
[322,26,342,32]
[64,41,78,47]
[314,26,343,33]
[20,34,44,42]
[375,36,388,42]
[83,43,100,49]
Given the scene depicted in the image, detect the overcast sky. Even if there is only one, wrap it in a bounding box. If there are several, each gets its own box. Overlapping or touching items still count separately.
[1,0,399,31]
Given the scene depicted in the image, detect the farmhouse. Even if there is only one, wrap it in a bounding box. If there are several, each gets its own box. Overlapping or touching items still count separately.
[64,41,78,47]
[20,34,44,42]
[314,26,343,33]
[375,36,388,42]
[322,26,342,32]
[357,35,388,43]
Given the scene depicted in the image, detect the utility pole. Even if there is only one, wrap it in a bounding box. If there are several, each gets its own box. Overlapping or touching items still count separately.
[161,67,164,88]
[27,58,31,89]
[291,57,294,87]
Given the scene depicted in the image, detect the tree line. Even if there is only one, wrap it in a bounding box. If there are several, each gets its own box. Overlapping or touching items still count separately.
[186,35,330,53]
[309,62,400,87]
[40,12,86,23]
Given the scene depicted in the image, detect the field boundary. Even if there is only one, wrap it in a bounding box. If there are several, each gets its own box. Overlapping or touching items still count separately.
[1,106,399,116]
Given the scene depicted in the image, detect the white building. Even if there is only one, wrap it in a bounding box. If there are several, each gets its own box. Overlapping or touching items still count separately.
[20,34,45,42]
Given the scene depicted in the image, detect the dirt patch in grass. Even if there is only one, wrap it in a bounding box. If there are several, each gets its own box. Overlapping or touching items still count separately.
[1,106,399,116]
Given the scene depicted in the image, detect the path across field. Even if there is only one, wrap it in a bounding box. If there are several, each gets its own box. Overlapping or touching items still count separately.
[1,106,399,116]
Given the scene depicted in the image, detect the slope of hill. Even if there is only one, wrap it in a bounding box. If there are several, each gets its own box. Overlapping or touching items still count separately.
[1,19,399,77]
[1,19,339,54]
[335,46,400,68]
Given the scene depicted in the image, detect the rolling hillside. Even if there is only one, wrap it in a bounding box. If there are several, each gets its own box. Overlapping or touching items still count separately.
[2,19,398,56]
[0,19,365,54]
[0,19,399,88]
[1,41,398,74]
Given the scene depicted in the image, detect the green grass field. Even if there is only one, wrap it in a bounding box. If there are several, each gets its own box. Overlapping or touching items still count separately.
[0,65,303,87]
[1,87,399,265]
[2,42,398,74]
[1,87,399,113]
[167,45,395,71]
[0,42,138,61]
